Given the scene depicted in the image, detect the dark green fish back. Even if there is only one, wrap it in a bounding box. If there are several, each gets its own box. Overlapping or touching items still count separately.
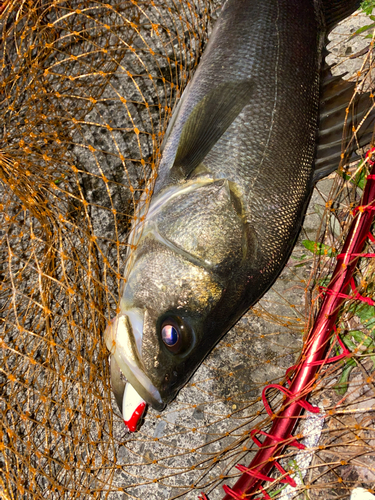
[156,0,319,315]
[154,0,365,325]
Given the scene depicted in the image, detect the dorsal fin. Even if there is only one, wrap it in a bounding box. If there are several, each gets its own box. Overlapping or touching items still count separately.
[314,66,375,183]
[171,79,255,179]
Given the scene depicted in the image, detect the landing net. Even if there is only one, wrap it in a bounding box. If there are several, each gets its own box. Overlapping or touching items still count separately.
[1,2,374,499]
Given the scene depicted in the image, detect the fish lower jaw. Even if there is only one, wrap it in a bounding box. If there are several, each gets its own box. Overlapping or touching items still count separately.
[110,354,152,432]
[105,314,165,411]
[115,354,165,411]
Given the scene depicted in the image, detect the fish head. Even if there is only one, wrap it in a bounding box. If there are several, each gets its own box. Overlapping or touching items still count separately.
[105,178,255,410]
[106,245,225,410]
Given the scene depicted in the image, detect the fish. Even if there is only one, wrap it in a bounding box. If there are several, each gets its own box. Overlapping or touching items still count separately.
[105,0,374,425]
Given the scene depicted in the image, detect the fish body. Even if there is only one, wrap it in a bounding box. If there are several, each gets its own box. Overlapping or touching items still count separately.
[105,0,368,414]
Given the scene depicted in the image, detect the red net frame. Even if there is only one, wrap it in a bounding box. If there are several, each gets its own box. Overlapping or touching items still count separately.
[202,150,375,499]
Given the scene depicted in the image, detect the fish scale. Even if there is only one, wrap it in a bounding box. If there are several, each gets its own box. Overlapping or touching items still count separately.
[157,1,318,192]
[105,0,371,422]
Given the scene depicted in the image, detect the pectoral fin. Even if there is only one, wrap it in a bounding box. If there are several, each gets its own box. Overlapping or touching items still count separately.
[314,65,375,183]
[161,80,192,153]
[172,79,254,179]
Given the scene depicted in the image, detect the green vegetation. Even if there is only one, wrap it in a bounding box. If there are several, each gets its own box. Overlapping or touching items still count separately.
[336,303,375,395]
[301,240,336,257]
[351,17,375,38]
[340,161,367,189]
[361,0,375,16]
[351,1,375,38]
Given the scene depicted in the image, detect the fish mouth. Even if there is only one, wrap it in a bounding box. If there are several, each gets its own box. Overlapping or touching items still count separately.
[105,312,165,412]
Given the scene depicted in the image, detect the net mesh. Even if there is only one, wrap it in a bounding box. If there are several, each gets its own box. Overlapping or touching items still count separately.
[0,2,374,499]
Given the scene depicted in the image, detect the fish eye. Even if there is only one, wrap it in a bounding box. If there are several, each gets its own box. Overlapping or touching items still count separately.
[160,317,187,354]
[161,324,179,347]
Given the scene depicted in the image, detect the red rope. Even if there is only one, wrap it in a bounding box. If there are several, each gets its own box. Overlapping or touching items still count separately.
[336,252,375,259]
[250,429,305,450]
[304,325,352,367]
[222,485,247,500]
[285,325,352,385]
[222,484,272,500]
[320,276,375,306]
[352,205,375,215]
[261,384,320,416]
[237,462,297,487]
